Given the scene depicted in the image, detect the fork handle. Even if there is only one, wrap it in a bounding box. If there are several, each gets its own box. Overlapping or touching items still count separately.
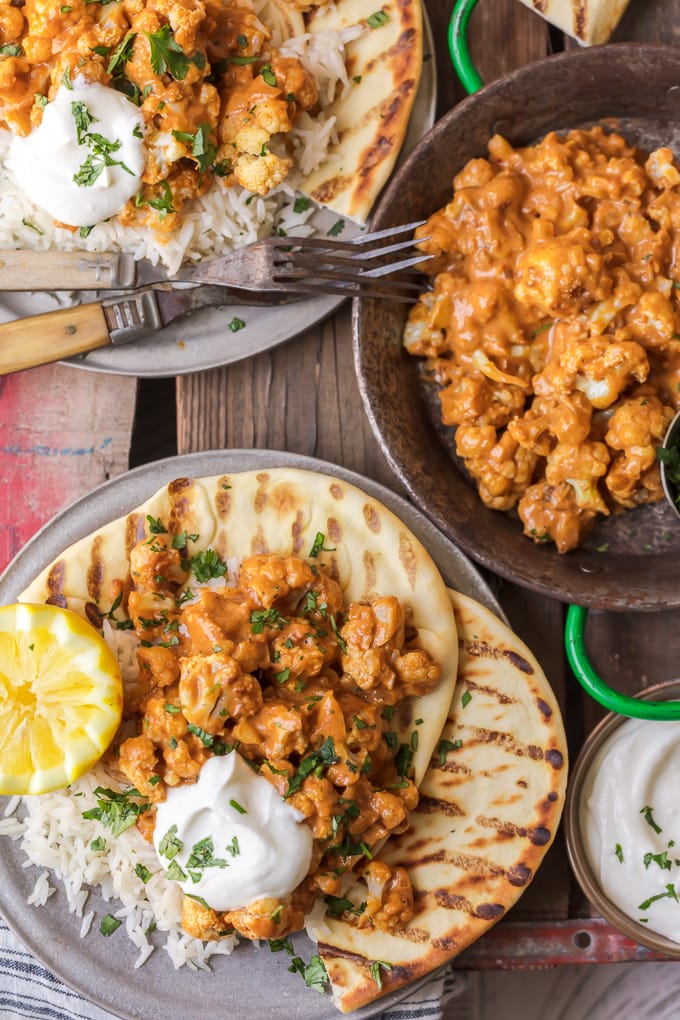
[0,250,136,290]
[0,303,110,375]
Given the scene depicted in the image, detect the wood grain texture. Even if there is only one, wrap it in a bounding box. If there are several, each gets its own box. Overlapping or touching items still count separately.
[0,364,136,570]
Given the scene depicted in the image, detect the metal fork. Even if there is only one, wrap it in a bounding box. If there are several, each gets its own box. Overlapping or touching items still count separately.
[0,221,431,302]
[0,221,431,375]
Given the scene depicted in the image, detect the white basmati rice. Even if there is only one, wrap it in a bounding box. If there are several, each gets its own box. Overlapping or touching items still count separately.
[11,761,238,968]
[0,25,364,275]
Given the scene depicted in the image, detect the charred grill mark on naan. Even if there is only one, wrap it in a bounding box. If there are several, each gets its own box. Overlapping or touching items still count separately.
[301,0,423,224]
[86,535,105,603]
[311,589,567,1014]
[464,638,534,676]
[291,510,304,554]
[459,678,517,704]
[466,727,544,760]
[45,560,67,607]
[362,550,377,597]
[214,476,232,518]
[363,503,380,533]
[398,534,417,588]
[327,517,342,543]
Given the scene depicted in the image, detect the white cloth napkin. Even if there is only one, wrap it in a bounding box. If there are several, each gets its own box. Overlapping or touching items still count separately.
[0,920,467,1020]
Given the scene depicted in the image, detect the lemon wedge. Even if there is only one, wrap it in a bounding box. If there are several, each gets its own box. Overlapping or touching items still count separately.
[0,603,123,795]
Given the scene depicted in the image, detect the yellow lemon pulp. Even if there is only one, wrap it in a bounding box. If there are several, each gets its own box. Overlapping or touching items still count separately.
[0,603,123,795]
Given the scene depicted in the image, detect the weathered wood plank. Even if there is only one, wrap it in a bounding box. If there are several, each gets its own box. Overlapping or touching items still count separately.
[0,366,136,571]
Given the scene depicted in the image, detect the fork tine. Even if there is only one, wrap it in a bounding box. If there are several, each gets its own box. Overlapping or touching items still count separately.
[346,219,426,246]
[270,219,425,254]
[273,236,431,271]
[279,253,434,285]
[274,266,424,292]
[289,281,419,303]
[353,253,433,278]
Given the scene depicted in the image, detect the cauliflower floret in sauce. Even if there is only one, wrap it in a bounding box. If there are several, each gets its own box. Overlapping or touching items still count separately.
[405,125,680,551]
[105,522,442,944]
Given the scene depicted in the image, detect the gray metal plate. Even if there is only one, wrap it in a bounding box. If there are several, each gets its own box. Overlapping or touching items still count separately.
[0,17,436,379]
[0,450,502,1020]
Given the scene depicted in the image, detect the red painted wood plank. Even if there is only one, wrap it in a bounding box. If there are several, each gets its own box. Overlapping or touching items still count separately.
[0,366,136,572]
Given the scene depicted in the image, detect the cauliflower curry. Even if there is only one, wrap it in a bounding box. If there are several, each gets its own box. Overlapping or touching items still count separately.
[95,520,442,943]
[0,0,319,230]
[405,127,680,552]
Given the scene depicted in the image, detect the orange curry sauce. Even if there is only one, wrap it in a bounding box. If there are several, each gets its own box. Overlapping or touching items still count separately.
[405,127,680,552]
[95,524,441,942]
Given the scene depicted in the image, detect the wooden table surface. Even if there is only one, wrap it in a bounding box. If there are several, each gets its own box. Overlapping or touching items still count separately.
[2,0,680,971]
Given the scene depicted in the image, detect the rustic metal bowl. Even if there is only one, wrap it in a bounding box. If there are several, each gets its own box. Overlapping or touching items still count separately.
[660,409,680,521]
[354,43,680,610]
[565,679,680,957]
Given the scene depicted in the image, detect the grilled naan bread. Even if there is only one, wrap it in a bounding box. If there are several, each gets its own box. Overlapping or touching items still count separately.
[517,0,630,44]
[299,0,423,223]
[307,590,568,1013]
[19,467,457,787]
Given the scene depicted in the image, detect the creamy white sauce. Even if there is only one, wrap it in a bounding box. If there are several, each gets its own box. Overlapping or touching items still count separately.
[153,752,313,912]
[581,716,680,942]
[6,80,145,226]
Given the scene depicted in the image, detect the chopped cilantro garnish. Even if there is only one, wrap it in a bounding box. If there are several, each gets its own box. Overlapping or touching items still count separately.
[461,690,472,709]
[146,514,167,534]
[187,722,216,747]
[166,859,187,882]
[189,548,227,582]
[107,32,136,75]
[640,805,662,834]
[309,531,336,558]
[394,741,414,778]
[81,787,150,837]
[638,884,679,911]
[158,824,183,860]
[324,895,366,918]
[171,122,216,173]
[644,850,672,871]
[367,10,389,28]
[261,63,276,87]
[90,836,107,852]
[614,843,624,863]
[285,737,339,798]
[437,737,462,764]
[187,836,229,870]
[99,914,121,936]
[327,218,345,237]
[134,862,152,883]
[145,24,204,80]
[228,316,246,332]
[370,960,392,989]
[250,607,287,633]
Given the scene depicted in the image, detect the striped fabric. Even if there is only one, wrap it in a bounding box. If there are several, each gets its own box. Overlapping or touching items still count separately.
[0,921,467,1020]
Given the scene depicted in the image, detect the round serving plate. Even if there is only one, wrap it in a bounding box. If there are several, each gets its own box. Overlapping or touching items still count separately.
[354,43,680,611]
[0,449,501,1020]
[0,18,436,379]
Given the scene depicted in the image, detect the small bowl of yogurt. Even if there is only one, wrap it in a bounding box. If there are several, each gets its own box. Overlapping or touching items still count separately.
[566,679,680,956]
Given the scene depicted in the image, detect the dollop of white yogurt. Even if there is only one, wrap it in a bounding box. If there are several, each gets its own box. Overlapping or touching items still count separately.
[7,80,145,226]
[581,717,680,942]
[153,752,313,912]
